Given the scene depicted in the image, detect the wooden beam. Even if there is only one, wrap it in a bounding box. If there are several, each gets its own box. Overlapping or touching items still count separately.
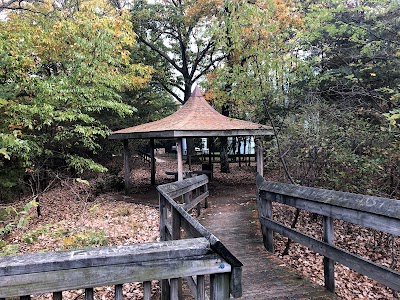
[150,138,156,185]
[260,217,400,291]
[1,252,229,298]
[256,138,264,176]
[115,284,123,300]
[0,238,210,277]
[210,273,230,300]
[176,138,183,181]
[123,139,131,195]
[143,281,151,300]
[157,175,208,199]
[323,216,335,293]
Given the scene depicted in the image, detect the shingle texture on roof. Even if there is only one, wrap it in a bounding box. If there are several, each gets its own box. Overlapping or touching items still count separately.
[110,87,273,139]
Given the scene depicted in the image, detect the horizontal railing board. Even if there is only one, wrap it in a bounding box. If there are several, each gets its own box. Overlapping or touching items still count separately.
[260,217,400,291]
[158,176,243,298]
[1,255,231,298]
[256,174,400,220]
[157,175,208,199]
[0,238,210,277]
[158,190,242,268]
[183,191,209,212]
[261,190,400,236]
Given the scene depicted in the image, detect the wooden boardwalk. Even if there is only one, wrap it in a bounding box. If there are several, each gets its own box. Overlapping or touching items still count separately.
[199,191,337,300]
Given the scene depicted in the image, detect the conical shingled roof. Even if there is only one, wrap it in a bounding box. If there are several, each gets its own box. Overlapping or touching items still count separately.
[109,87,273,139]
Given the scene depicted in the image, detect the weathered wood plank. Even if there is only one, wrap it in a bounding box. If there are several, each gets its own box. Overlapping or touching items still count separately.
[161,279,170,300]
[170,278,179,300]
[115,284,122,300]
[157,175,208,199]
[158,181,242,297]
[143,281,151,300]
[0,238,210,277]
[53,291,62,300]
[257,190,274,252]
[323,216,335,293]
[159,195,168,242]
[158,183,242,267]
[197,275,206,300]
[260,217,400,291]
[261,190,400,236]
[183,191,209,212]
[257,174,400,219]
[0,255,230,298]
[123,139,131,194]
[210,273,230,300]
[230,267,242,298]
[150,138,156,185]
[85,288,93,300]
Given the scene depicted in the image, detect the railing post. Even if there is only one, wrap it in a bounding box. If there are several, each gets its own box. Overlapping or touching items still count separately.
[150,138,156,185]
[323,216,335,293]
[196,275,206,300]
[171,207,181,240]
[20,297,30,300]
[159,194,171,300]
[123,139,131,195]
[143,281,151,300]
[160,194,167,242]
[258,190,274,252]
[115,284,123,300]
[85,288,94,300]
[53,292,62,300]
[210,273,230,300]
[170,278,179,300]
[171,208,183,298]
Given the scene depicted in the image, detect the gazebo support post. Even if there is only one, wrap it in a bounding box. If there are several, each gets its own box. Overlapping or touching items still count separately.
[150,138,156,185]
[123,139,131,194]
[208,137,212,165]
[256,138,264,177]
[176,138,184,181]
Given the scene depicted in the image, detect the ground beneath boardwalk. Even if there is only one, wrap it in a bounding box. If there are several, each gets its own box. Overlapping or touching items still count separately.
[2,154,398,299]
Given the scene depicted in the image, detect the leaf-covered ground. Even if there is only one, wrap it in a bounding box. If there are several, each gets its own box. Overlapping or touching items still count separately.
[2,154,399,299]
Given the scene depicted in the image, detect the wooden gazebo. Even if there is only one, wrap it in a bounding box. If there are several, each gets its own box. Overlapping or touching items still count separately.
[109,87,273,191]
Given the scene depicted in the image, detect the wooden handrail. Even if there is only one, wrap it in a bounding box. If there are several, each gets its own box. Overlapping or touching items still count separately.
[157,175,243,299]
[0,175,241,300]
[0,238,226,299]
[256,173,400,294]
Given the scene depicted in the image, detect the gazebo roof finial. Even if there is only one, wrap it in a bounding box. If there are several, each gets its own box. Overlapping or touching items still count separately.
[191,86,203,97]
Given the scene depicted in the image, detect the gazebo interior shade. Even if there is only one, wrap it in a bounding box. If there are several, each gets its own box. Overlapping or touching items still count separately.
[109,86,273,140]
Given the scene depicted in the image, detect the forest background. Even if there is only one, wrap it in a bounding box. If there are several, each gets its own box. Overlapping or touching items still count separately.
[0,0,399,241]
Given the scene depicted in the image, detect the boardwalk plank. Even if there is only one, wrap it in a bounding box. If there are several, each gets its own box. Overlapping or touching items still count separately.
[200,196,337,300]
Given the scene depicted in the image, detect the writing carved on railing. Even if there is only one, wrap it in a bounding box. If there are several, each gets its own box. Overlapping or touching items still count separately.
[256,173,400,294]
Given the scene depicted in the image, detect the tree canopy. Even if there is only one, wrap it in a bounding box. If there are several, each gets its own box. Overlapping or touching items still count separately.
[0,0,152,197]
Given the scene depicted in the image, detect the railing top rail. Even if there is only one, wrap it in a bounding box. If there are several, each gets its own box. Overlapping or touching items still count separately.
[157,174,208,198]
[157,177,242,268]
[0,237,210,277]
[256,173,400,220]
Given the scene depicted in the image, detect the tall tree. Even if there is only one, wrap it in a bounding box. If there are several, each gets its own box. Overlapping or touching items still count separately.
[0,0,152,199]
[131,0,225,103]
